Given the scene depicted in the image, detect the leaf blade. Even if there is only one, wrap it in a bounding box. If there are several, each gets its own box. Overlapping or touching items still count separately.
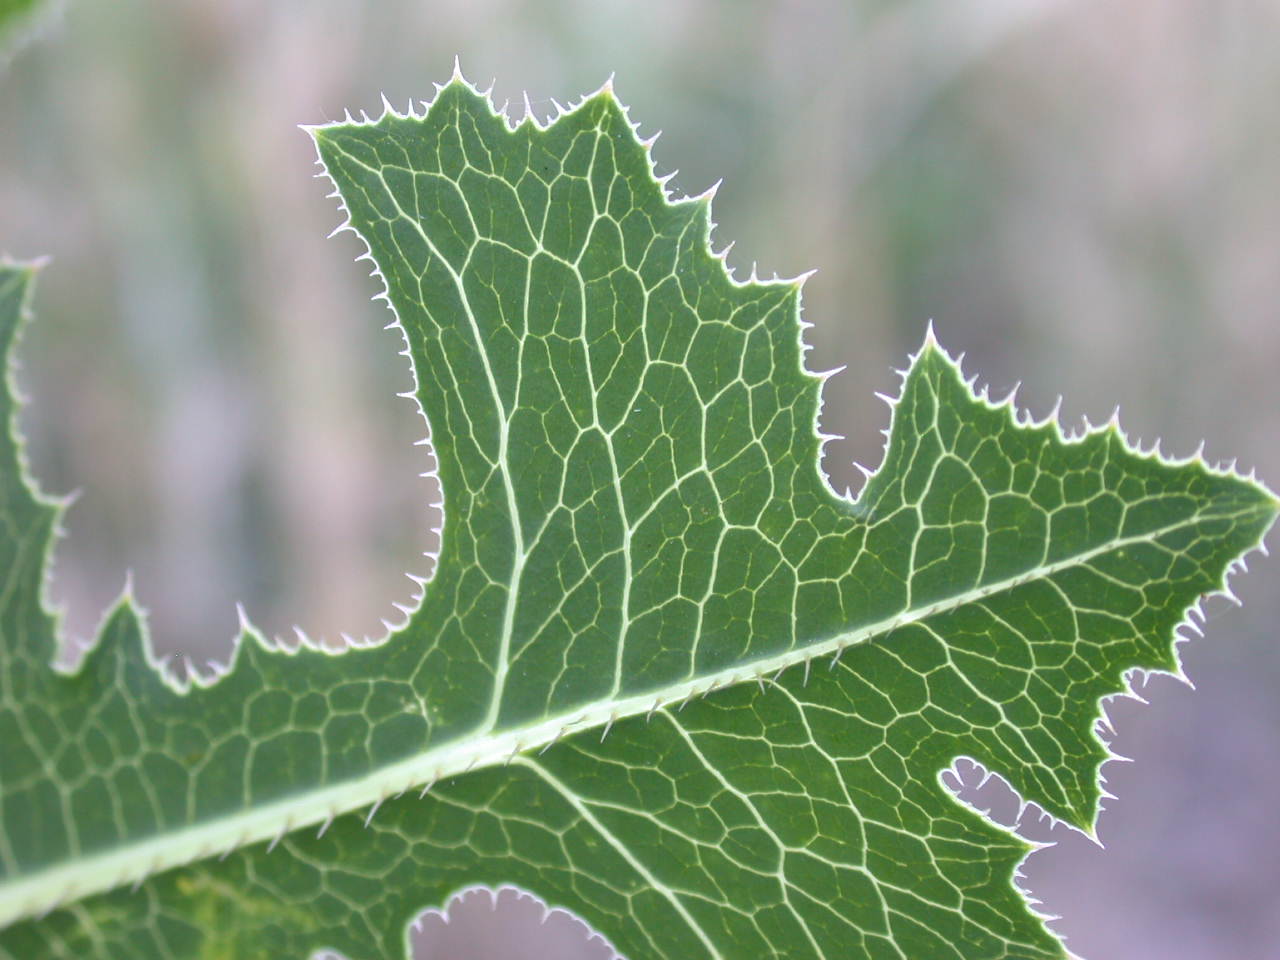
[1,74,1275,959]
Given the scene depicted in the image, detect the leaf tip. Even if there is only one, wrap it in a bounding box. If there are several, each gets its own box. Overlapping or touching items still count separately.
[791,267,818,290]
[0,253,50,278]
[922,317,940,350]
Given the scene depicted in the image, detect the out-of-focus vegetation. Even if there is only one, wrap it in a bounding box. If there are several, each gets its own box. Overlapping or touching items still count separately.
[0,0,39,28]
[0,0,41,49]
[1,2,1276,958]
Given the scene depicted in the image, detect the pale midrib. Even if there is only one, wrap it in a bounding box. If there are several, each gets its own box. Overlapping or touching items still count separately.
[0,513,1224,928]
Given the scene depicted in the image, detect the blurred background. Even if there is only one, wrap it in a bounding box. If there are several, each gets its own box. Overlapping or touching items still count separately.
[1,1,1277,957]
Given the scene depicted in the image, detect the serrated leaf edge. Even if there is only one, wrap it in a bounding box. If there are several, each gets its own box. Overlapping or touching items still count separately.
[1,68,1275,947]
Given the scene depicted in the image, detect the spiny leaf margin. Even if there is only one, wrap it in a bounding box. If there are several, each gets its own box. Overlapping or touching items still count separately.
[0,67,1276,959]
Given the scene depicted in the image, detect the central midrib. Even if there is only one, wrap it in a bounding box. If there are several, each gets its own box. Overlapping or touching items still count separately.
[0,511,1227,929]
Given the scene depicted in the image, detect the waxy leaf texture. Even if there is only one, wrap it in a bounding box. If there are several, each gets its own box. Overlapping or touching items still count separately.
[0,73,1276,959]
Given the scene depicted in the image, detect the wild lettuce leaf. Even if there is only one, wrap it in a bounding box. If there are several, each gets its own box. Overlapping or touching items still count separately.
[0,72,1275,959]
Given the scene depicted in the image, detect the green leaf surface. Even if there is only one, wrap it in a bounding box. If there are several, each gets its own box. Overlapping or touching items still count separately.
[1,73,1275,959]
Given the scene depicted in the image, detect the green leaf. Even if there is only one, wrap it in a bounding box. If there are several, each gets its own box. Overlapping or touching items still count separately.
[1,72,1276,959]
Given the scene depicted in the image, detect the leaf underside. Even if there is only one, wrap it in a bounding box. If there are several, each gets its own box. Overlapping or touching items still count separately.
[0,75,1275,960]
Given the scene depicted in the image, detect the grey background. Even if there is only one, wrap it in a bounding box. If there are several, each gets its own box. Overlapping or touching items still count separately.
[1,1,1277,957]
